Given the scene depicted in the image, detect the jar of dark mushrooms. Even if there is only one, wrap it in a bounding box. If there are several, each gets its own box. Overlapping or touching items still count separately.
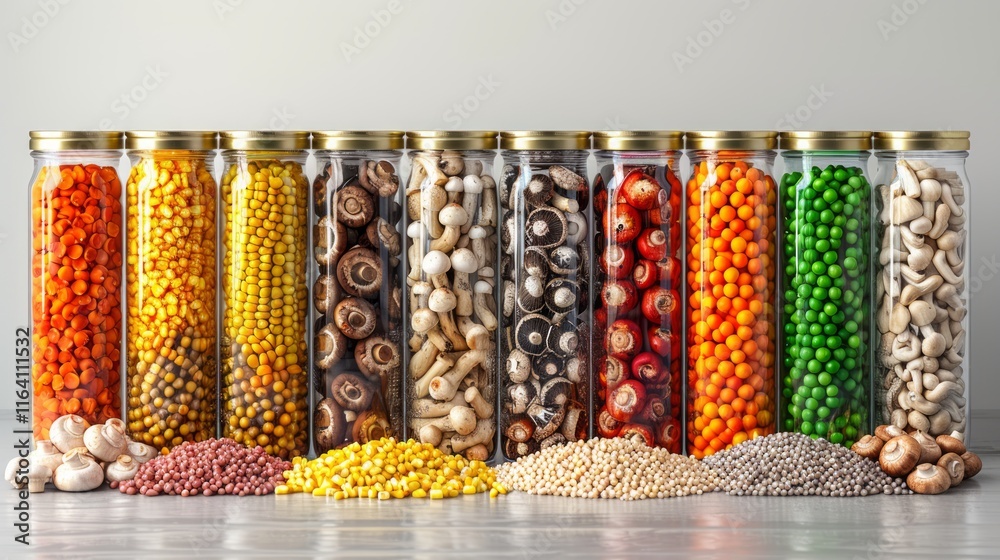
[403,131,499,461]
[592,131,684,453]
[777,131,873,448]
[499,131,592,460]
[873,131,971,443]
[218,131,310,459]
[310,131,404,455]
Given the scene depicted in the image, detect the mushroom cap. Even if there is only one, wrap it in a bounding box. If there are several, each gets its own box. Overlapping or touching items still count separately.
[468,225,488,240]
[540,433,567,449]
[874,424,905,442]
[507,349,532,384]
[463,174,484,194]
[501,212,516,255]
[545,278,580,314]
[422,250,452,275]
[451,248,479,273]
[333,297,378,340]
[507,382,537,415]
[532,354,565,380]
[354,336,401,386]
[337,247,383,298]
[907,464,952,495]
[499,164,518,201]
[515,313,551,355]
[410,308,439,333]
[445,176,465,193]
[315,321,348,370]
[547,321,580,357]
[540,377,573,407]
[961,451,982,479]
[517,276,546,314]
[549,165,587,192]
[524,174,554,207]
[502,281,516,318]
[564,212,587,246]
[525,207,568,248]
[407,220,424,238]
[523,247,550,277]
[937,452,965,487]
[504,438,539,459]
[851,434,885,460]
[313,274,340,315]
[505,415,535,443]
[333,184,376,228]
[428,288,458,313]
[439,203,468,227]
[912,431,943,464]
[935,434,966,455]
[352,411,391,444]
[474,280,493,295]
[329,372,376,412]
[879,435,921,477]
[548,245,580,275]
[528,403,565,441]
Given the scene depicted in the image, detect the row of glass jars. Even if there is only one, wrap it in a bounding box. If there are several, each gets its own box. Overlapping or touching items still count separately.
[28,129,971,461]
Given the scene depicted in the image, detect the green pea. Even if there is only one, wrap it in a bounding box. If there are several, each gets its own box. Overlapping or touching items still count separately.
[814,421,830,436]
[829,432,844,444]
[817,371,833,385]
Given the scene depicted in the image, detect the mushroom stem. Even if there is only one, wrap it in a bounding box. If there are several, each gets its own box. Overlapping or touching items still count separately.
[451,419,495,453]
[465,386,495,420]
[414,353,456,397]
[429,350,486,401]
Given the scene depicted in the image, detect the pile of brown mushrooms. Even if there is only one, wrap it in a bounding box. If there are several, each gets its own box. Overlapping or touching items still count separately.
[5,415,157,492]
[875,160,968,438]
[852,424,982,495]
[312,158,402,453]
[499,162,590,459]
[406,150,498,460]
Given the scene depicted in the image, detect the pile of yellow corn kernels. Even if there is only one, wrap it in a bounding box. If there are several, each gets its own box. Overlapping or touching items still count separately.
[276,438,506,500]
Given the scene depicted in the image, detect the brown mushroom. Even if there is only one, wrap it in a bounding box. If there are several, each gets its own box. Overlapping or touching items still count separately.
[505,439,538,459]
[354,337,400,390]
[937,452,965,487]
[330,372,375,412]
[314,398,348,452]
[333,184,376,227]
[315,216,348,267]
[337,247,382,298]
[505,415,535,443]
[912,431,943,464]
[333,297,377,340]
[315,323,348,369]
[313,275,340,314]
[906,464,952,495]
[879,435,921,477]
[961,452,982,479]
[352,411,390,444]
[529,403,565,441]
[851,434,884,461]
[874,424,906,442]
[935,434,966,455]
[365,218,401,256]
[359,160,400,197]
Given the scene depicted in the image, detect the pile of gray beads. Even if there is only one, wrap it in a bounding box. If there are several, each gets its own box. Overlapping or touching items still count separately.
[702,432,912,496]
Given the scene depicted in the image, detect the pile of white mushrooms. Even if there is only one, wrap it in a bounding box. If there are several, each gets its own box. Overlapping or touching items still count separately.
[406,150,498,460]
[5,415,157,493]
[875,160,968,439]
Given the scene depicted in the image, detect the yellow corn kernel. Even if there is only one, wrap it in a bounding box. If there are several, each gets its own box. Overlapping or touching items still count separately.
[429,488,444,500]
[412,488,427,498]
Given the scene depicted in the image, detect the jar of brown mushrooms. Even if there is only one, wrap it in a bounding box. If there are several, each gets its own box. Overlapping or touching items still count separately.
[310,131,404,454]
[499,131,592,460]
[873,131,971,443]
[403,131,499,461]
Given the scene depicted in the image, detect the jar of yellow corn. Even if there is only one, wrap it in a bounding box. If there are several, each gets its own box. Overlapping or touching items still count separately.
[125,131,218,453]
[219,131,310,459]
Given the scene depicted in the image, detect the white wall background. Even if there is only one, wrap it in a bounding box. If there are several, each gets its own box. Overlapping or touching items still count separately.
[1,0,998,448]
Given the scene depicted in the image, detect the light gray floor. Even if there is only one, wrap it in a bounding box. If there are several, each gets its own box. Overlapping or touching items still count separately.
[0,454,996,559]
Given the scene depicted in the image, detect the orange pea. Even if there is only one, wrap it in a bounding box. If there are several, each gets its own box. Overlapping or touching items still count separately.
[735,363,753,380]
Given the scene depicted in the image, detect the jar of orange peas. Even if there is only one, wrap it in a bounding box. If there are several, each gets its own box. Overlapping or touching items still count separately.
[29,131,125,441]
[685,131,778,458]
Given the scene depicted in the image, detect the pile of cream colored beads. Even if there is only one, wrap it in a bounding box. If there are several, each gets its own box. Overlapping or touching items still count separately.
[496,438,719,500]
[277,438,505,500]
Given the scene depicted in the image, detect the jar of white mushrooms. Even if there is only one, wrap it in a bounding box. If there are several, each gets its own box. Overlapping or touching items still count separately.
[499,131,592,460]
[403,131,499,461]
[873,131,971,443]
[310,131,405,455]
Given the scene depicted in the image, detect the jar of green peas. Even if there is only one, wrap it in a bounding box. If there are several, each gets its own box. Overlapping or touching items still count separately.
[778,131,872,447]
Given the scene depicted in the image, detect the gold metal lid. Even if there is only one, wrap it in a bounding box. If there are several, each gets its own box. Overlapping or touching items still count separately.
[873,131,970,151]
[686,131,777,151]
[593,131,683,151]
[779,131,872,151]
[312,131,404,151]
[220,130,309,151]
[29,131,124,151]
[405,131,498,151]
[499,131,591,151]
[125,131,218,151]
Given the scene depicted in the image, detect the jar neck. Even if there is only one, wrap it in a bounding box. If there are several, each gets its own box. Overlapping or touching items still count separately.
[783,151,870,170]
[500,150,588,166]
[221,150,307,164]
[31,149,122,165]
[410,149,495,159]
[876,150,969,161]
[315,149,402,160]
[687,149,776,166]
[128,149,215,162]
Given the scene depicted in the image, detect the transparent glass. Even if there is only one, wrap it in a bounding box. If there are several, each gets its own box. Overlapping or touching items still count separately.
[873,151,971,442]
[779,152,872,447]
[403,149,498,461]
[686,149,778,458]
[29,150,124,441]
[220,150,309,459]
[125,150,218,452]
[311,149,403,455]
[592,150,683,452]
[499,149,591,460]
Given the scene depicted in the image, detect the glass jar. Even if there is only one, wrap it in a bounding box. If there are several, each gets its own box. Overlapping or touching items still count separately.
[311,131,404,455]
[219,131,310,459]
[873,131,971,442]
[685,131,778,458]
[29,131,124,441]
[778,131,873,447]
[403,131,499,461]
[125,131,218,453]
[592,131,684,453]
[499,131,592,460]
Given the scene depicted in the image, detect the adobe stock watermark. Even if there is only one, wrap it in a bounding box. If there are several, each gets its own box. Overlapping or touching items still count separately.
[774,85,834,130]
[267,107,295,131]
[96,65,168,130]
[213,0,244,20]
[877,0,928,41]
[673,0,752,73]
[341,0,406,64]
[442,75,501,128]
[545,0,589,30]
[7,0,72,53]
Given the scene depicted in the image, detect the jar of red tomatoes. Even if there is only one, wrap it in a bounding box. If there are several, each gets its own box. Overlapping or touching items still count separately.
[685,131,778,458]
[29,131,125,441]
[592,131,683,452]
